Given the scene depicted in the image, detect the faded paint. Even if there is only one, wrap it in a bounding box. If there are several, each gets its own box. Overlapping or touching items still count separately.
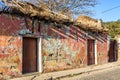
[0,14,40,79]
[41,25,88,72]
[0,14,109,79]
[0,14,23,79]
[40,23,109,72]
[97,34,108,64]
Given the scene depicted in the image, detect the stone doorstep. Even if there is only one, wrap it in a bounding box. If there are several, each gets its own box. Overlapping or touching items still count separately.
[10,61,120,80]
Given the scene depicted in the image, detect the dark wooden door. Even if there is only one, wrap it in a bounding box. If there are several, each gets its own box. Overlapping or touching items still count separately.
[108,40,116,62]
[22,37,37,74]
[87,39,95,65]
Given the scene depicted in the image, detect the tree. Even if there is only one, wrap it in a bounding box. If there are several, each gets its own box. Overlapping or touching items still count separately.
[104,21,120,38]
[35,0,97,17]
[1,0,97,18]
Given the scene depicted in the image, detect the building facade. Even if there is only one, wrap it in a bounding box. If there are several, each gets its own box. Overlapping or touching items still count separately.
[0,13,110,79]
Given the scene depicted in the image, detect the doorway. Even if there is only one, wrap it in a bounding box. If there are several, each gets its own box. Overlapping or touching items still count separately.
[108,40,117,62]
[87,39,95,65]
[22,37,38,74]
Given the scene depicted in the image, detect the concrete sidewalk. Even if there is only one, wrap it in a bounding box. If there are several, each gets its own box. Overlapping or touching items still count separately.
[10,61,120,80]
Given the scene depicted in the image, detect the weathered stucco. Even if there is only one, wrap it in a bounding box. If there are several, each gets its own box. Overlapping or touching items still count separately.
[0,14,23,79]
[40,23,109,72]
[0,14,109,79]
[97,34,108,64]
[41,24,88,72]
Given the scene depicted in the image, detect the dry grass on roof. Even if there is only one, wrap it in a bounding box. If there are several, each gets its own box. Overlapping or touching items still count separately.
[76,15,98,22]
[12,2,42,16]
[3,1,73,23]
[2,1,108,33]
[75,15,105,31]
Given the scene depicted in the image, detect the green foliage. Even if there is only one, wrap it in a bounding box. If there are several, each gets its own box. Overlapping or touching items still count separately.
[104,21,120,38]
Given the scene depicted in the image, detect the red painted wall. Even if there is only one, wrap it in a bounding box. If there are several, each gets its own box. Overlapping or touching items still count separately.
[0,14,109,78]
[40,23,109,72]
[0,14,23,79]
[97,34,109,64]
[41,24,88,72]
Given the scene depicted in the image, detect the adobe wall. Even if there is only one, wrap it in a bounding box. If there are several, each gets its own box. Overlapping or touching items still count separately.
[0,14,109,78]
[0,14,23,79]
[40,23,109,72]
[40,24,88,72]
[97,34,109,64]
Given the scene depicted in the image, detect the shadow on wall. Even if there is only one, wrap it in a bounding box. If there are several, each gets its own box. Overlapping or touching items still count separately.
[0,13,107,42]
[108,40,118,62]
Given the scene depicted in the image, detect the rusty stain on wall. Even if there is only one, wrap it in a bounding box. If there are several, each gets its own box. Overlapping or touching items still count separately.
[41,23,109,72]
[0,14,23,79]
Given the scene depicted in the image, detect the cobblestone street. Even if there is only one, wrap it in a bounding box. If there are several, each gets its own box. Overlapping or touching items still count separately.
[62,66,120,80]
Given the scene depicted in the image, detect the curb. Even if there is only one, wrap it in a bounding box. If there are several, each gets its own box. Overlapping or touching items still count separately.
[50,64,117,80]
[10,61,120,80]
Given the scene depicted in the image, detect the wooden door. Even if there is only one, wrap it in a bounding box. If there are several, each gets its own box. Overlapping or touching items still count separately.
[22,37,37,74]
[108,40,116,62]
[87,39,95,65]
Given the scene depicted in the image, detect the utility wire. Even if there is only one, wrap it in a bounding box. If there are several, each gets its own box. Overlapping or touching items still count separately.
[102,5,120,13]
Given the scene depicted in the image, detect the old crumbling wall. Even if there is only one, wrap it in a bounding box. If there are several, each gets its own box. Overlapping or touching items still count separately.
[0,13,109,78]
[97,34,108,64]
[0,14,23,79]
[40,24,88,72]
[40,23,109,72]
[0,14,41,79]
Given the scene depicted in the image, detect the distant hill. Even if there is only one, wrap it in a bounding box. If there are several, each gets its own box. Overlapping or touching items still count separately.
[104,21,120,38]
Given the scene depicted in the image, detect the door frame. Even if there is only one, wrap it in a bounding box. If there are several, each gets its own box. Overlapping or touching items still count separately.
[37,37,43,73]
[22,36,43,74]
[94,40,97,65]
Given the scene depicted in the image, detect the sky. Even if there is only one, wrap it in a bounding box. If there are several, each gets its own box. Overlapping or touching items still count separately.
[0,0,5,9]
[92,0,120,22]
